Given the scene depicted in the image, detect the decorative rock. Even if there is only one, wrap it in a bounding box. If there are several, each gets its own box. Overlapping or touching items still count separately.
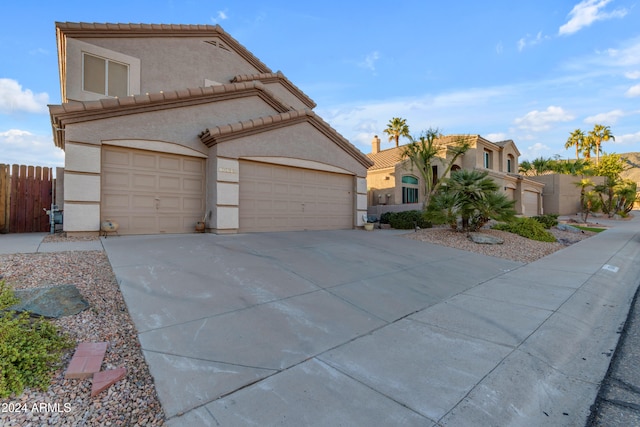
[91,367,127,397]
[557,223,582,233]
[11,284,89,318]
[468,232,504,245]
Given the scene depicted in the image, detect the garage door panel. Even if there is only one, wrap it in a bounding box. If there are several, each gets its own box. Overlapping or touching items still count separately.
[184,178,204,193]
[132,174,156,189]
[158,176,181,191]
[239,160,353,232]
[102,146,205,235]
[184,159,204,173]
[104,173,130,188]
[132,152,157,169]
[159,156,180,171]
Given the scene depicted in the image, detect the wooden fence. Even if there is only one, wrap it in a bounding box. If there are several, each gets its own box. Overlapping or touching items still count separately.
[0,164,53,233]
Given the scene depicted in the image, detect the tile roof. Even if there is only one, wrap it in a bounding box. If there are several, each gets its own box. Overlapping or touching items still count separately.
[366,146,405,171]
[199,110,374,169]
[49,82,291,149]
[367,135,482,171]
[232,72,316,109]
[55,22,272,76]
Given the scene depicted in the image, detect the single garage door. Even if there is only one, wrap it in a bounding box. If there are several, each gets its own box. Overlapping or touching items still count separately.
[239,160,353,232]
[523,190,539,217]
[101,146,205,234]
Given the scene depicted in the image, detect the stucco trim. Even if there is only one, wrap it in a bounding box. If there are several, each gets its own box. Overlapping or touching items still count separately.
[232,71,316,109]
[240,156,354,175]
[49,82,290,149]
[200,109,374,169]
[102,139,208,158]
[55,22,272,75]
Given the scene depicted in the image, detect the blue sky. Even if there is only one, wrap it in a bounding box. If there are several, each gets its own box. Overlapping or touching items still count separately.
[1,0,639,169]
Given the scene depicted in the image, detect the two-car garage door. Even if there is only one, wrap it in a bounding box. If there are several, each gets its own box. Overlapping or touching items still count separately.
[101,146,205,234]
[101,150,354,234]
[239,160,354,232]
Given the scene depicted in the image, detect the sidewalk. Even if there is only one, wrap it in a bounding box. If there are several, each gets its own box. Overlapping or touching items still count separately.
[0,233,104,254]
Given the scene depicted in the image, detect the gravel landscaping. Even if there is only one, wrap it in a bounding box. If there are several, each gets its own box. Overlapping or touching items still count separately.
[0,250,165,426]
[0,225,598,426]
[405,225,597,263]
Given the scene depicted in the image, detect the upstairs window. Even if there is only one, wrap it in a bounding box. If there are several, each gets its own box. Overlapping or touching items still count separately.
[483,150,492,169]
[83,53,129,98]
[507,155,514,173]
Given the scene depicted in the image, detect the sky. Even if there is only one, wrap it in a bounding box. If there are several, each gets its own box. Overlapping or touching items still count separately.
[1,0,639,170]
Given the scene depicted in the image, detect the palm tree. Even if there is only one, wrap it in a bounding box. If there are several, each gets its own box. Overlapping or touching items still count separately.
[400,129,472,208]
[565,129,585,160]
[383,117,410,147]
[426,169,515,233]
[588,124,615,165]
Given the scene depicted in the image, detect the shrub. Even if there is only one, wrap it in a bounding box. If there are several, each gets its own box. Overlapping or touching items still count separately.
[492,217,557,242]
[379,212,392,224]
[387,210,431,229]
[0,281,74,398]
[532,214,559,229]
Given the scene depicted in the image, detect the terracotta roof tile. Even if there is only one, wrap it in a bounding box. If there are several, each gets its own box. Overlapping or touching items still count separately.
[232,71,316,109]
[367,146,405,171]
[198,110,372,169]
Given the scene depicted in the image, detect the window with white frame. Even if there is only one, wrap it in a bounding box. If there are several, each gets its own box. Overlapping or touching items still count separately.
[83,53,129,98]
[483,150,492,169]
[402,175,419,204]
[507,154,514,173]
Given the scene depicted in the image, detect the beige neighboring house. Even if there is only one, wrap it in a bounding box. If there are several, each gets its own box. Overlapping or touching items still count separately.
[49,22,372,235]
[366,134,545,217]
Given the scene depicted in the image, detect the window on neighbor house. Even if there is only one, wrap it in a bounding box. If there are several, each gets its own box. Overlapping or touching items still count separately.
[507,155,514,173]
[402,175,419,204]
[83,53,129,98]
[483,150,492,169]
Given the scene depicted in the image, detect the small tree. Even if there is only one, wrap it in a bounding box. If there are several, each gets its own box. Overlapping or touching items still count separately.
[425,169,516,233]
[574,178,598,222]
[400,129,472,208]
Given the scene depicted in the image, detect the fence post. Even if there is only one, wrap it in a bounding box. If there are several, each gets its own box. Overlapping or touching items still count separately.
[0,164,8,233]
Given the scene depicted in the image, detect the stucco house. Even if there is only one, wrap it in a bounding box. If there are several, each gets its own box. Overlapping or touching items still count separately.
[366,134,545,217]
[49,22,372,235]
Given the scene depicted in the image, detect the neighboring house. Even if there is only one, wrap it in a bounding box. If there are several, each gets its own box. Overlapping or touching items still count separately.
[49,22,372,235]
[529,174,605,216]
[366,134,545,217]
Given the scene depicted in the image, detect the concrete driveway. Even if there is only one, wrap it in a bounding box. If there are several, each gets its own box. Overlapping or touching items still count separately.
[102,225,640,426]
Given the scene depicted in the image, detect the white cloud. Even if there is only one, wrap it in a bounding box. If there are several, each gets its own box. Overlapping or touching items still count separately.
[625,84,640,97]
[0,129,63,168]
[521,142,553,161]
[615,131,640,145]
[517,32,549,52]
[485,133,508,142]
[514,106,575,132]
[0,79,49,114]
[625,71,640,79]
[358,51,380,72]
[496,42,504,54]
[559,0,628,36]
[584,109,625,123]
[210,10,229,24]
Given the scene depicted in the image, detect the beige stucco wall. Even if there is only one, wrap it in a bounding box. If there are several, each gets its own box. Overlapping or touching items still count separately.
[215,122,368,178]
[530,174,606,215]
[71,36,264,97]
[64,97,278,153]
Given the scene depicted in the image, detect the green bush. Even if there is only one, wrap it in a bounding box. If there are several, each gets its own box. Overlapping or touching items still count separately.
[387,210,431,229]
[379,212,392,224]
[0,281,74,398]
[492,217,557,242]
[532,214,559,229]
